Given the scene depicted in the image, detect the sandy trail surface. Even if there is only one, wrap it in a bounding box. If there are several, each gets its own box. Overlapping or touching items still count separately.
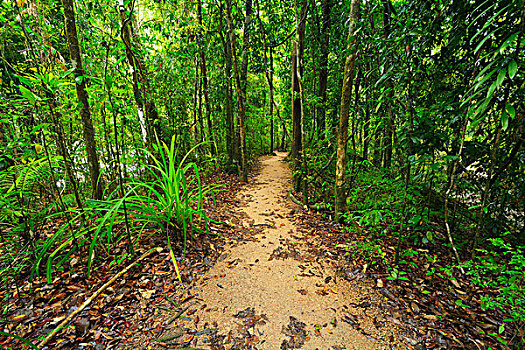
[177,152,400,349]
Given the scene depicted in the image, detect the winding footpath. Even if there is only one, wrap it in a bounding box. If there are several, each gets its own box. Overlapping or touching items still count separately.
[179,152,401,349]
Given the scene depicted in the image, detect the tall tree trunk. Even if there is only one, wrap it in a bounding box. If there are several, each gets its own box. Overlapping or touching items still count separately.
[255,2,291,152]
[62,0,102,199]
[291,42,302,163]
[291,0,307,192]
[269,48,274,153]
[46,97,84,210]
[363,99,370,160]
[119,1,161,145]
[119,3,148,144]
[317,0,331,140]
[192,55,200,144]
[198,0,216,155]
[198,63,204,143]
[291,1,306,163]
[219,3,235,165]
[334,0,360,222]
[225,0,251,182]
[381,0,394,168]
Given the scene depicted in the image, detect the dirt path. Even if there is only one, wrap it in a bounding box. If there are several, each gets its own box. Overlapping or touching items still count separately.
[176,152,401,349]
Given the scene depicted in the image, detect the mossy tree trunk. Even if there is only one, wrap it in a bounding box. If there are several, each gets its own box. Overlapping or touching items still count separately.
[335,0,361,222]
[62,0,102,199]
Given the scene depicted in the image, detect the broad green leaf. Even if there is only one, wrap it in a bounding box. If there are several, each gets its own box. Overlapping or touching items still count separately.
[501,111,509,131]
[19,85,40,102]
[508,60,517,78]
[505,103,515,119]
[487,81,497,99]
[496,69,506,87]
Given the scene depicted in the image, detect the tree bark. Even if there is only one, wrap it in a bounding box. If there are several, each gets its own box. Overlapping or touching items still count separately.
[119,1,161,145]
[119,3,148,145]
[192,55,200,144]
[291,42,301,163]
[381,0,394,168]
[334,0,360,222]
[291,0,307,192]
[317,0,331,140]
[269,48,274,153]
[62,0,102,199]
[198,0,216,155]
[255,4,292,151]
[219,3,235,165]
[291,0,306,164]
[225,0,251,182]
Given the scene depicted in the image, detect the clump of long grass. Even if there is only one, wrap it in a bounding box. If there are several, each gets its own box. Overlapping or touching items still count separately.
[34,137,215,283]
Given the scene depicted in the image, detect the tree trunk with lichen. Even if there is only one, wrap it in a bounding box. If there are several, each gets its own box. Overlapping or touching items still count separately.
[119,1,161,146]
[62,0,102,199]
[335,0,361,222]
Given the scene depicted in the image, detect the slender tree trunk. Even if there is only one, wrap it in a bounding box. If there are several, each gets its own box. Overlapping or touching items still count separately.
[119,3,148,145]
[103,43,134,255]
[291,0,307,192]
[317,0,331,140]
[255,4,292,151]
[198,0,216,155]
[46,97,83,210]
[382,0,394,168]
[269,48,274,153]
[225,0,251,182]
[192,55,200,144]
[363,99,370,159]
[473,7,524,253]
[291,42,302,163]
[219,4,235,165]
[334,0,360,222]
[119,1,161,145]
[291,0,306,163]
[255,0,274,154]
[62,0,103,199]
[198,64,204,143]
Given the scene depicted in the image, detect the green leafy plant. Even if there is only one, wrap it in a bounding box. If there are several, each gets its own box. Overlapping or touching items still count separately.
[0,331,40,350]
[462,237,525,322]
[345,239,388,267]
[34,137,216,284]
[461,235,525,346]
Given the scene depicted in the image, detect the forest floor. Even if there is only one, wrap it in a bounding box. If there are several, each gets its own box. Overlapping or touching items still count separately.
[6,153,511,349]
[118,152,403,349]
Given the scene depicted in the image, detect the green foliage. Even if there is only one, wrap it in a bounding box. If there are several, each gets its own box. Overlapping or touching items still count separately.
[25,137,215,284]
[345,238,388,267]
[0,155,64,293]
[345,168,404,234]
[82,137,215,279]
[0,331,40,350]
[462,237,525,323]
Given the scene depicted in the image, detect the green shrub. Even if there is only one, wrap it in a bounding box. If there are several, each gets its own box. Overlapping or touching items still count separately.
[34,137,216,283]
[462,236,525,323]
